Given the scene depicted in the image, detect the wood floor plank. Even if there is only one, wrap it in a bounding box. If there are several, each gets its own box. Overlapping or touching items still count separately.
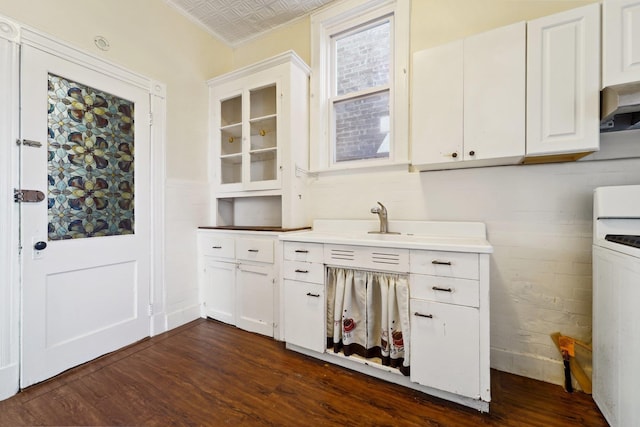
[0,319,607,426]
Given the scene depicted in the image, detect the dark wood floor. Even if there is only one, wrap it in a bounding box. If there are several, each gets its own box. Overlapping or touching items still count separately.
[0,318,607,426]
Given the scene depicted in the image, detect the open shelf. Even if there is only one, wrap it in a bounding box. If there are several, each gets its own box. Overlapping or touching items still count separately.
[216,195,283,227]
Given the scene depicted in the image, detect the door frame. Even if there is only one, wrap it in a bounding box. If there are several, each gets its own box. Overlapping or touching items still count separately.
[0,15,167,400]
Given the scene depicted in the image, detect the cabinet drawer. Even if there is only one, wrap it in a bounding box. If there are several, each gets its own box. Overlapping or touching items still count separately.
[410,274,479,308]
[283,242,324,263]
[236,238,274,263]
[198,234,235,259]
[410,250,478,279]
[283,260,324,283]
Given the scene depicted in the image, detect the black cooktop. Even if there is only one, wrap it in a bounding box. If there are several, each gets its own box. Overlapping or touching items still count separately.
[605,234,640,249]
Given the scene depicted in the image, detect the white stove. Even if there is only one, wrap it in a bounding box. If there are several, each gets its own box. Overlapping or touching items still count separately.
[592,185,640,427]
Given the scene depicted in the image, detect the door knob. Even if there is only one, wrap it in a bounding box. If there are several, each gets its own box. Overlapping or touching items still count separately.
[34,241,47,251]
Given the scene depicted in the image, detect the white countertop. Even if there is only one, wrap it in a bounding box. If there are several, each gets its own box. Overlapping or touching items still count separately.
[279,220,493,253]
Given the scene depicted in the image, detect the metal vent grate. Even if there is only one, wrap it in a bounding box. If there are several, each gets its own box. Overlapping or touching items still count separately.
[371,252,402,265]
[329,248,355,261]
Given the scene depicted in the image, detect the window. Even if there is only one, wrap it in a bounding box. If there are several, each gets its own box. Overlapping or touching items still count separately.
[310,0,409,171]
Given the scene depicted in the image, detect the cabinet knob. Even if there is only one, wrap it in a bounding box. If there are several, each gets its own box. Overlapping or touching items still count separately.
[306,292,320,298]
[432,286,453,293]
[431,260,452,265]
[211,246,222,249]
[451,152,458,158]
[469,150,475,156]
[247,249,259,253]
[295,269,309,273]
[294,249,309,253]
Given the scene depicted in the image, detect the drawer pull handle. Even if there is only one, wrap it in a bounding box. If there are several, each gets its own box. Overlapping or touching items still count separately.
[211,246,222,249]
[414,312,433,318]
[248,249,259,253]
[295,269,309,273]
[432,286,452,293]
[306,292,320,298]
[295,249,309,253]
[431,260,452,265]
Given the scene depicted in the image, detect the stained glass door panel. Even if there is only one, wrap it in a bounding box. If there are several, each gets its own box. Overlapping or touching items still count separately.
[47,73,135,240]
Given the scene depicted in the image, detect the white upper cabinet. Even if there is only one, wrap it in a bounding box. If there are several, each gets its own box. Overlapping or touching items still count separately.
[411,40,464,168]
[411,22,526,170]
[603,0,640,87]
[526,3,600,161]
[464,22,526,164]
[212,72,282,192]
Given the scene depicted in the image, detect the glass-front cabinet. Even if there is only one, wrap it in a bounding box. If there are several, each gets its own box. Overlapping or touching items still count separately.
[207,51,310,228]
[215,83,279,191]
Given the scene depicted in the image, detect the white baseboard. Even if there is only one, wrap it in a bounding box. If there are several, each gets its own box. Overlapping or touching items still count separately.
[150,312,168,336]
[166,304,202,331]
[491,347,586,391]
[0,363,19,402]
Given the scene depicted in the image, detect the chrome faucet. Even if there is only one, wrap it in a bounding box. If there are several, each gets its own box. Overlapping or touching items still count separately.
[370,201,389,233]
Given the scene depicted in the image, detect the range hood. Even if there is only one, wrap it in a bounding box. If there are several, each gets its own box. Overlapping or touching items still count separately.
[600,81,640,132]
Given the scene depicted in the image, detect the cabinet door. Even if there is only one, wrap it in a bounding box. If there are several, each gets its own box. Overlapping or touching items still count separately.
[526,4,600,158]
[464,22,525,162]
[202,259,236,325]
[603,0,640,86]
[244,77,281,191]
[236,263,274,337]
[284,279,325,353]
[411,40,463,167]
[215,89,244,192]
[213,78,282,193]
[410,299,480,398]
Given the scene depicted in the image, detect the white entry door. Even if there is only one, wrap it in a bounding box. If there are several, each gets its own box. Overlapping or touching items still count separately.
[19,45,151,388]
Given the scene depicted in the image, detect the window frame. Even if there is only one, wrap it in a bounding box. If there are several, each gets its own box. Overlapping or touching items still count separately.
[310,0,410,172]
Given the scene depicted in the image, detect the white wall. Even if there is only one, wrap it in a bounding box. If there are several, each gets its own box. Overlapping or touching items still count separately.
[0,0,230,326]
[0,0,231,399]
[306,133,640,386]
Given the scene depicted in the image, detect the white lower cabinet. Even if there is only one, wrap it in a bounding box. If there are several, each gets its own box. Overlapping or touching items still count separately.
[202,259,236,325]
[198,229,278,338]
[279,231,491,411]
[283,279,325,353]
[410,299,480,398]
[282,242,325,352]
[236,263,274,336]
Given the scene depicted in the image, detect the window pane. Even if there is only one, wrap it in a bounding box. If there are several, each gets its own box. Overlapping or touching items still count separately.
[47,73,135,240]
[334,91,390,163]
[335,20,390,96]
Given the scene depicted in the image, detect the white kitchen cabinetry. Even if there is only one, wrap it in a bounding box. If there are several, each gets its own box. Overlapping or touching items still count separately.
[279,220,492,412]
[409,250,489,401]
[282,242,325,353]
[207,51,309,228]
[412,22,525,171]
[525,3,600,162]
[603,0,640,87]
[198,229,279,338]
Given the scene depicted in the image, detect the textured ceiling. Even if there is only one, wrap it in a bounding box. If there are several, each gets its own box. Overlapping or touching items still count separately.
[166,0,336,46]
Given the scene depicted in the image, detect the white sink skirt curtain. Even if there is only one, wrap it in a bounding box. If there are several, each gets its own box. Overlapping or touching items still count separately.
[326,267,411,376]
